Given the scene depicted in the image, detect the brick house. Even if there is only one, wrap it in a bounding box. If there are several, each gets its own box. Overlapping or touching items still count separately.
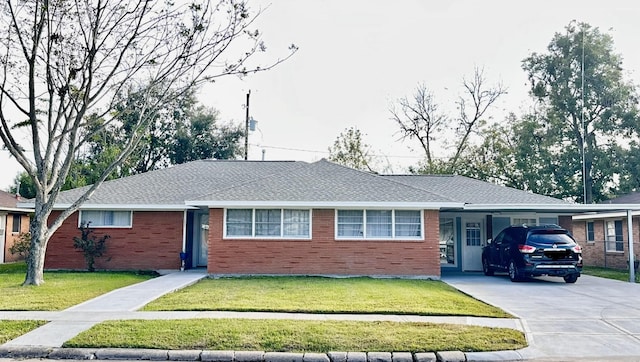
[573,193,640,270]
[24,159,603,278]
[0,190,31,263]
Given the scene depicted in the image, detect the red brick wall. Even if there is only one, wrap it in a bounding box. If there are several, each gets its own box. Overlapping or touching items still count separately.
[3,214,30,263]
[207,209,441,278]
[573,217,640,269]
[45,211,183,270]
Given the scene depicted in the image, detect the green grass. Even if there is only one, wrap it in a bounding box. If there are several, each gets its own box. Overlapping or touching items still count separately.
[0,320,47,344]
[582,266,639,282]
[64,319,526,353]
[0,262,156,311]
[143,276,510,318]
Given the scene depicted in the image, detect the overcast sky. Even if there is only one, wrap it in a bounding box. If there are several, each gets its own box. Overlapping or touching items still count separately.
[2,0,640,190]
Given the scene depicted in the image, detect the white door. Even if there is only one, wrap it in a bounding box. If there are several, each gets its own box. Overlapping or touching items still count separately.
[462,219,484,271]
[197,214,209,266]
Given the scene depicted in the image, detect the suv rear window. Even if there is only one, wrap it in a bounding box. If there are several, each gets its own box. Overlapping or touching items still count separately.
[527,232,575,245]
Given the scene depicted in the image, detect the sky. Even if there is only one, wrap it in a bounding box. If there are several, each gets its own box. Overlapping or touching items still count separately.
[2,0,640,190]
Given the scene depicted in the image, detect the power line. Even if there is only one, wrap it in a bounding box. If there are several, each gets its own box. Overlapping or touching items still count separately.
[249,143,427,160]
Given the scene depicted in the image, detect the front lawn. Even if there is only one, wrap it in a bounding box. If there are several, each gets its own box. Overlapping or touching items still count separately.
[0,262,155,310]
[64,319,526,353]
[0,320,47,344]
[582,266,639,282]
[143,276,510,318]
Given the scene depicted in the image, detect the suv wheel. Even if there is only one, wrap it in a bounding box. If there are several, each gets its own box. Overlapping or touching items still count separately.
[563,274,579,284]
[482,257,494,276]
[508,259,522,282]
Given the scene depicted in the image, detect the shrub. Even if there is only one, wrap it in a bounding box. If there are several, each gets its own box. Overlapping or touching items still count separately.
[73,222,110,272]
[9,232,31,259]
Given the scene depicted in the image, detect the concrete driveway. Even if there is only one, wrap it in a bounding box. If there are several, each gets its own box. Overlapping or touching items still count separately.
[443,272,640,360]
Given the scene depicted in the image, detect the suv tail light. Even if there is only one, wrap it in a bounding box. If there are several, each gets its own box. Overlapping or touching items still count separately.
[572,244,582,253]
[518,244,536,253]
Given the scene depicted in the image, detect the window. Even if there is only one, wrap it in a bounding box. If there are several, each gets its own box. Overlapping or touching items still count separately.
[336,210,422,240]
[226,209,253,236]
[225,209,311,239]
[11,214,21,233]
[513,217,537,226]
[79,210,132,228]
[466,222,482,246]
[586,221,595,243]
[605,220,623,252]
[439,217,455,265]
[255,209,281,236]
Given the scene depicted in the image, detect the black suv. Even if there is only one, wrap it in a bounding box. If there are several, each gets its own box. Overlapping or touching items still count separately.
[482,225,583,283]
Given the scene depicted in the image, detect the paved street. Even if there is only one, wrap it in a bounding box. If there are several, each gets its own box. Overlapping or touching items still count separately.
[443,273,640,360]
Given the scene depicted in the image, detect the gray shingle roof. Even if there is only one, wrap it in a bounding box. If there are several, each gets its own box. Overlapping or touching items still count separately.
[54,160,307,206]
[384,174,569,206]
[603,192,640,204]
[193,159,453,204]
[50,159,569,209]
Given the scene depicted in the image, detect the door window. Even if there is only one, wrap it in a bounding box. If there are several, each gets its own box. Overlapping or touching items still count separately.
[466,222,481,246]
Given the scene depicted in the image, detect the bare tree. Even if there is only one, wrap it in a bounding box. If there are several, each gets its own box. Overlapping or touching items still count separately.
[390,83,447,170]
[391,68,506,174]
[0,0,296,285]
[450,67,507,169]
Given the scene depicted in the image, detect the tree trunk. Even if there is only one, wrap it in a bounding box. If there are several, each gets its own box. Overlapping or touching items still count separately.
[23,213,50,286]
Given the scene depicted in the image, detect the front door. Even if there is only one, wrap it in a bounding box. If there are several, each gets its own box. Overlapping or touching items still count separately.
[197,213,209,267]
[462,219,484,271]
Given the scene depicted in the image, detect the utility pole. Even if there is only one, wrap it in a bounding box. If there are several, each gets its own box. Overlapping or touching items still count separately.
[244,90,250,160]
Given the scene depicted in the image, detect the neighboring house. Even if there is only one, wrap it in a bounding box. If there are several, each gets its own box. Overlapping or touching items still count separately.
[0,190,31,263]
[22,159,611,277]
[573,192,640,270]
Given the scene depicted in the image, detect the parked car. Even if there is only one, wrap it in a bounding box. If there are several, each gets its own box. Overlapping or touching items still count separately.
[482,225,583,283]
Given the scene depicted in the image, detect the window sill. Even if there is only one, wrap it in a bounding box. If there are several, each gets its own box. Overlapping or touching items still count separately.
[606,251,625,254]
[336,238,424,242]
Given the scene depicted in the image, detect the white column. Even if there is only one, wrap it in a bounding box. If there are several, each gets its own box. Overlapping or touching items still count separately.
[628,209,635,283]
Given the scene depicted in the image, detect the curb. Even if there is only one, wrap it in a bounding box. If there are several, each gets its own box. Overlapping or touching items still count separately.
[0,346,526,362]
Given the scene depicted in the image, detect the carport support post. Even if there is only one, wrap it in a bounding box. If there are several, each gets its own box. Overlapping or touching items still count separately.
[628,209,635,283]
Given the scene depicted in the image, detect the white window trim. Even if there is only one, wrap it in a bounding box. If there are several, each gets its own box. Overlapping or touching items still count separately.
[224,208,313,240]
[605,220,624,253]
[586,221,595,244]
[78,210,133,228]
[335,209,424,241]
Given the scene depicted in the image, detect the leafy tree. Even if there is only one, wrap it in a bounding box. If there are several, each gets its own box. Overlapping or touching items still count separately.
[328,127,376,172]
[393,67,506,174]
[170,105,244,164]
[8,173,36,199]
[522,21,639,203]
[0,0,296,286]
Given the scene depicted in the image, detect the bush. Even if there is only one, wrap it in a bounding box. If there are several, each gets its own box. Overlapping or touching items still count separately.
[73,222,110,272]
[9,232,31,259]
